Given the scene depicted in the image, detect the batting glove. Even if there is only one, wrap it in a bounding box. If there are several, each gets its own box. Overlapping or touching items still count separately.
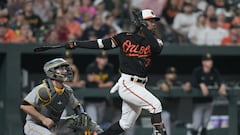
[110,82,119,94]
[66,40,78,49]
[132,9,148,28]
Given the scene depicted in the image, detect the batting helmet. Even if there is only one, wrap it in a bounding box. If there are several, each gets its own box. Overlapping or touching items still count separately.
[141,9,160,21]
[43,58,73,82]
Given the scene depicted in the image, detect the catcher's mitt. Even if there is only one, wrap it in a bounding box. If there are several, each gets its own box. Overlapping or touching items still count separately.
[67,113,92,131]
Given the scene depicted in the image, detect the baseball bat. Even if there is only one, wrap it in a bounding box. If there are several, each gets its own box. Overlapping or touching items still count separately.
[33,44,65,52]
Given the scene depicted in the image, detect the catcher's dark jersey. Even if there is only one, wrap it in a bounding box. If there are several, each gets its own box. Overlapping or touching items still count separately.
[75,27,163,77]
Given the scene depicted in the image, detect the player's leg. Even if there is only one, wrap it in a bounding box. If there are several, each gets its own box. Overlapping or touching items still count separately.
[53,119,74,135]
[191,103,204,135]
[201,102,213,135]
[99,101,141,135]
[85,102,98,122]
[97,101,106,124]
[119,79,166,135]
[24,122,52,135]
[119,101,142,130]
[111,99,136,135]
[161,111,171,135]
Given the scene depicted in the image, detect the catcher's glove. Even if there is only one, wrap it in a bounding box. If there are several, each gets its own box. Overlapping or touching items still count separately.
[67,113,92,131]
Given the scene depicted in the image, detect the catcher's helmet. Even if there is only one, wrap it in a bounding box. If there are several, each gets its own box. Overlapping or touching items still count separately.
[43,58,73,82]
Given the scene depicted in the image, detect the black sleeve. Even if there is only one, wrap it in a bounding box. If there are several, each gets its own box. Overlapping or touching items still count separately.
[213,68,223,85]
[107,64,114,82]
[141,26,163,54]
[75,37,118,50]
[86,63,96,74]
[22,100,31,105]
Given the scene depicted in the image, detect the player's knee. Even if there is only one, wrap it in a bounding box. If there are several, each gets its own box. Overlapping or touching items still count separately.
[119,119,134,130]
[149,100,162,113]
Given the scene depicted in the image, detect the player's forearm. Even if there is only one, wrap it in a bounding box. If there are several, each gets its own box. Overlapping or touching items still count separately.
[199,83,209,96]
[98,81,114,88]
[199,83,207,89]
[74,38,117,50]
[20,105,47,122]
[141,27,163,53]
[219,83,226,91]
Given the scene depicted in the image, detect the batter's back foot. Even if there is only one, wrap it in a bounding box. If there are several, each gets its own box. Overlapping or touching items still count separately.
[152,123,167,135]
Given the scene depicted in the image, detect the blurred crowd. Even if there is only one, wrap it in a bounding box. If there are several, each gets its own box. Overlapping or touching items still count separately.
[0,0,240,46]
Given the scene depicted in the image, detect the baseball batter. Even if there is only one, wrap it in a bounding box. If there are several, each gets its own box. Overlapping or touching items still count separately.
[20,58,103,135]
[66,9,166,135]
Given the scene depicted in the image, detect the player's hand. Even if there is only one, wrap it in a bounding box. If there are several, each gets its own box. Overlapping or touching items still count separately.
[110,82,119,94]
[41,117,55,128]
[218,84,227,96]
[219,88,227,96]
[65,40,78,49]
[200,83,209,96]
[160,83,170,93]
[132,9,147,28]
[182,82,191,92]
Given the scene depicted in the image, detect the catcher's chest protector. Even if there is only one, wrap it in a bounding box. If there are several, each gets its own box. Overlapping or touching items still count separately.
[45,79,70,122]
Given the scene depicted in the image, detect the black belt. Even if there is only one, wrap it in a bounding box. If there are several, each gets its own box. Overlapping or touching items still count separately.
[130,77,146,84]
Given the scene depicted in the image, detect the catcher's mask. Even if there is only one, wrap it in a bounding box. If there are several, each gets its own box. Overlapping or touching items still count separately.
[43,58,73,82]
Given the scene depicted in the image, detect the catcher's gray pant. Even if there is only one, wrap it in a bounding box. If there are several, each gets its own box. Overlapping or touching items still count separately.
[24,120,73,135]
[192,102,213,130]
[24,118,103,135]
[118,73,162,130]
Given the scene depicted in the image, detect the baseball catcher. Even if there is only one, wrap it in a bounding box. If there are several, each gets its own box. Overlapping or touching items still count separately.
[65,8,166,135]
[20,58,103,135]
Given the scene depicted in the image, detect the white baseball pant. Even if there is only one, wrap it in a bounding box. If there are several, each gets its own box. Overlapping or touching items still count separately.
[117,73,162,130]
